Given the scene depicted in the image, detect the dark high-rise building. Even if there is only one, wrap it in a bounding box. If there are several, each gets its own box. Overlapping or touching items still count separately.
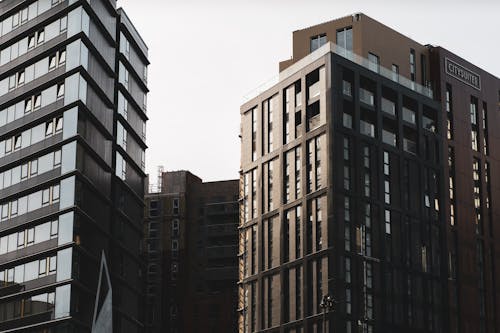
[143,171,239,333]
[239,13,500,333]
[0,0,148,332]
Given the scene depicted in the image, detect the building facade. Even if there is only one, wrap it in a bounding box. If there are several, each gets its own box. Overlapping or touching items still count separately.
[0,0,148,332]
[239,13,500,333]
[144,171,239,333]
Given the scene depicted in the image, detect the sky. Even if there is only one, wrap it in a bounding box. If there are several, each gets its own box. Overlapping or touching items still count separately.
[117,0,500,185]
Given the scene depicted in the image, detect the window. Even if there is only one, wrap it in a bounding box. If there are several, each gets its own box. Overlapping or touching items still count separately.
[360,119,375,137]
[57,82,64,99]
[49,54,57,70]
[410,49,416,82]
[173,198,179,215]
[391,64,399,82]
[37,29,45,44]
[381,97,395,116]
[368,53,379,73]
[342,80,352,96]
[17,71,25,86]
[337,27,353,54]
[385,210,391,234]
[310,34,326,52]
[28,34,35,49]
[384,180,390,204]
[359,88,374,106]
[402,107,416,124]
[25,98,32,113]
[34,94,41,109]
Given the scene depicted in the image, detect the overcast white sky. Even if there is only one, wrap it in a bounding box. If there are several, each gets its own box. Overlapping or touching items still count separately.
[117,0,500,184]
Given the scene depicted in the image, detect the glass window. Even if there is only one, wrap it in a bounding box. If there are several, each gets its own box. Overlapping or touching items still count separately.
[34,94,41,109]
[35,222,51,243]
[368,53,379,73]
[49,256,57,273]
[337,27,353,54]
[51,220,58,237]
[46,121,54,136]
[49,54,57,70]
[25,261,38,281]
[54,150,61,166]
[39,258,47,276]
[310,34,327,52]
[42,188,50,205]
[52,185,60,202]
[24,98,32,113]
[17,230,24,247]
[31,159,38,175]
[10,200,17,216]
[57,83,64,98]
[37,30,45,44]
[28,34,35,49]
[58,49,66,65]
[27,228,34,244]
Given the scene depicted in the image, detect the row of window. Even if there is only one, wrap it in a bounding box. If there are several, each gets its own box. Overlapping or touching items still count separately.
[118,92,147,141]
[0,255,56,286]
[0,183,60,222]
[0,15,67,68]
[242,198,325,277]
[0,116,63,158]
[0,290,55,322]
[0,81,64,129]
[246,138,323,219]
[0,219,59,256]
[119,32,148,83]
[344,111,423,155]
[0,0,63,38]
[343,80,435,131]
[118,61,148,112]
[248,70,323,163]
[0,149,61,191]
[0,47,67,97]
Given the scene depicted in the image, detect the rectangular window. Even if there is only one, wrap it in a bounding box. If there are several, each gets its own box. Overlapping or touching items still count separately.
[368,52,379,73]
[173,198,179,215]
[310,34,327,52]
[410,49,416,82]
[391,64,399,82]
[336,27,353,54]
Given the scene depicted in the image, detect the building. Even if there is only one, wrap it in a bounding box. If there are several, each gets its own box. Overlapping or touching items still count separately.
[144,170,239,333]
[239,13,500,333]
[0,0,148,332]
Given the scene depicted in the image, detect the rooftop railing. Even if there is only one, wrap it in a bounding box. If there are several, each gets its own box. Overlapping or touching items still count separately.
[244,42,433,102]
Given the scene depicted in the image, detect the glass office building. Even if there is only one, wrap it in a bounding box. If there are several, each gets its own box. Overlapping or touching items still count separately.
[0,0,148,331]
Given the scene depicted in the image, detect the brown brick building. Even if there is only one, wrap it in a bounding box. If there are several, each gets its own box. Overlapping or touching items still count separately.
[239,13,500,333]
[143,171,239,333]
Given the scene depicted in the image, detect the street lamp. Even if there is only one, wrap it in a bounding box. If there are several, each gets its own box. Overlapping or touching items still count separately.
[320,294,335,333]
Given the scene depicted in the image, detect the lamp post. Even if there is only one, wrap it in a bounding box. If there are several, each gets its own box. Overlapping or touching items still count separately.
[320,294,335,333]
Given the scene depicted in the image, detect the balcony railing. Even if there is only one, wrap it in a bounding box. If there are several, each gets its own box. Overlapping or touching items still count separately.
[244,42,433,102]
